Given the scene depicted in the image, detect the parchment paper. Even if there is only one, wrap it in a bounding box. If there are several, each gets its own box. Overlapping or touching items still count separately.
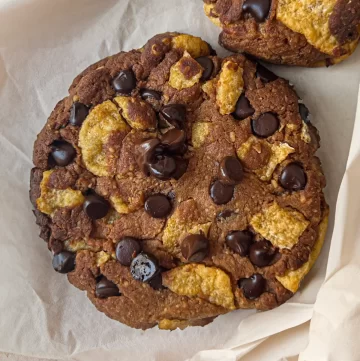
[0,1,359,360]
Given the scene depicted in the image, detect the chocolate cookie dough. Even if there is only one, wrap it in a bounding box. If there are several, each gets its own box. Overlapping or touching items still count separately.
[30,32,328,330]
[203,0,360,66]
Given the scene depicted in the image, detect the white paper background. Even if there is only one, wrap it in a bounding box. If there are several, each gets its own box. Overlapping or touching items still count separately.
[0,1,359,360]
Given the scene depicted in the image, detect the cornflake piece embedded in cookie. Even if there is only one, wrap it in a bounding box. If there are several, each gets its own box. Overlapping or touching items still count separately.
[171,34,210,58]
[191,122,211,148]
[163,264,236,309]
[250,202,310,249]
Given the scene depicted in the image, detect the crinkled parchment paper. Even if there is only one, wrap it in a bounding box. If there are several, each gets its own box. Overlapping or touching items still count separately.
[0,1,359,360]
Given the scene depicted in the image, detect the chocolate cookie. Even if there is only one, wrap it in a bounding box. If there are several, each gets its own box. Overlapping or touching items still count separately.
[30,32,328,330]
[203,0,360,66]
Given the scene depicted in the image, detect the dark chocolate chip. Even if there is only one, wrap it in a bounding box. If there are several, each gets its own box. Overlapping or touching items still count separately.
[50,141,76,167]
[256,64,278,83]
[144,194,172,218]
[52,251,76,274]
[181,234,209,262]
[251,112,279,138]
[195,56,214,81]
[69,102,89,126]
[210,180,234,205]
[225,231,253,256]
[160,104,186,128]
[279,163,307,191]
[148,272,164,290]
[219,156,244,185]
[148,155,177,180]
[172,158,188,180]
[136,138,163,175]
[217,210,234,220]
[112,69,136,94]
[83,194,110,220]
[249,240,277,267]
[239,274,266,299]
[161,129,187,153]
[232,94,255,120]
[299,103,311,124]
[116,237,141,266]
[140,88,162,101]
[95,277,120,298]
[130,253,159,282]
[242,0,271,22]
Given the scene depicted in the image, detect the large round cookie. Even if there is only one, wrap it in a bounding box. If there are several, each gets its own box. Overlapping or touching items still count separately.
[30,32,328,330]
[203,0,360,66]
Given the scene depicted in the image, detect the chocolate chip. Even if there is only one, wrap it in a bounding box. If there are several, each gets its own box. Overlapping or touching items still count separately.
[195,56,214,81]
[251,112,279,137]
[225,231,253,256]
[148,272,164,290]
[299,103,311,124]
[217,210,234,220]
[249,240,277,267]
[140,88,162,101]
[242,0,271,22]
[172,158,188,180]
[50,140,76,166]
[52,251,76,274]
[69,102,89,126]
[130,253,159,282]
[136,138,163,175]
[83,194,110,220]
[144,194,172,218]
[181,234,209,262]
[279,163,307,191]
[256,64,278,83]
[239,274,266,299]
[161,129,187,154]
[219,156,244,185]
[210,180,234,205]
[148,155,177,180]
[160,104,186,128]
[95,277,120,298]
[206,42,217,56]
[232,94,255,120]
[116,237,141,266]
[112,69,136,94]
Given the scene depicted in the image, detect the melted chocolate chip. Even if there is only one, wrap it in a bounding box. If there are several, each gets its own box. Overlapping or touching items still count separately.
[130,253,159,282]
[239,274,266,299]
[219,156,244,185]
[242,0,271,22]
[172,158,188,180]
[232,94,255,120]
[136,138,163,175]
[140,88,162,101]
[181,234,209,262]
[210,180,234,205]
[83,194,110,220]
[195,56,214,81]
[279,163,307,191]
[251,112,279,137]
[256,64,278,83]
[52,251,76,274]
[161,129,187,154]
[249,240,277,267]
[299,103,311,124]
[69,102,89,126]
[148,155,177,180]
[148,271,164,290]
[160,104,186,128]
[95,277,120,298]
[217,210,234,220]
[225,231,253,256]
[50,141,76,166]
[144,194,172,218]
[116,237,141,266]
[112,69,136,94]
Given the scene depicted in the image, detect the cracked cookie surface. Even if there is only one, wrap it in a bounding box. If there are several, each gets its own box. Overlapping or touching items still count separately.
[203,0,360,66]
[30,32,328,330]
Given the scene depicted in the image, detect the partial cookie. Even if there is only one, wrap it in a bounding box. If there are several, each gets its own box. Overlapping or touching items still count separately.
[30,32,328,330]
[203,0,360,66]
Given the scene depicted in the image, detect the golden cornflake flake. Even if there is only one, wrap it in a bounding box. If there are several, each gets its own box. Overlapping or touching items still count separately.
[171,34,210,58]
[192,122,211,148]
